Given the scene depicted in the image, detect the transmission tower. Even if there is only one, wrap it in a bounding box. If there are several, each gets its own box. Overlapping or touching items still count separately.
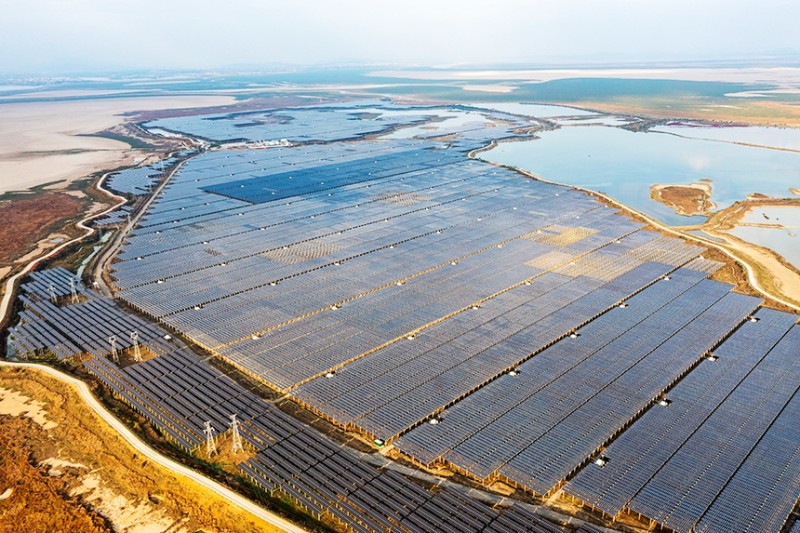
[130,331,142,362]
[204,421,217,456]
[109,335,119,363]
[48,283,57,304]
[69,278,79,304]
[230,414,243,454]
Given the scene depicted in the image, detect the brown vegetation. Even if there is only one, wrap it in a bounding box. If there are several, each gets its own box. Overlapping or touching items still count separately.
[0,367,283,533]
[650,184,715,216]
[0,192,86,265]
[0,416,111,533]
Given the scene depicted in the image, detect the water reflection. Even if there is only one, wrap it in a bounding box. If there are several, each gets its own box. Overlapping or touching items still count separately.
[482,125,800,227]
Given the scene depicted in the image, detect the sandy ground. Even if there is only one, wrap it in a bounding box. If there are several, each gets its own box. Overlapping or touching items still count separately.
[0,95,235,194]
[704,228,800,307]
[0,365,292,533]
[69,474,177,533]
[0,386,58,429]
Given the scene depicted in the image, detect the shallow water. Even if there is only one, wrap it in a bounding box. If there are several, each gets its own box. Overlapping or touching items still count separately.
[741,206,800,226]
[380,110,491,139]
[652,124,800,152]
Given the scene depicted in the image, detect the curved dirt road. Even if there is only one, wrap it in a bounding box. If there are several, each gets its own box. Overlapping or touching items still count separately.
[0,360,305,533]
[0,170,127,328]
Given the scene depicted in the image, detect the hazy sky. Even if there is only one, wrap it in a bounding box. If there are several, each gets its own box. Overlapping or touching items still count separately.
[1,0,798,74]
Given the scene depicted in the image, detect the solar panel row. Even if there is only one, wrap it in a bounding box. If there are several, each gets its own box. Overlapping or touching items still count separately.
[40,103,797,533]
[12,274,172,360]
[564,307,799,516]
[395,267,713,466]
[627,325,800,533]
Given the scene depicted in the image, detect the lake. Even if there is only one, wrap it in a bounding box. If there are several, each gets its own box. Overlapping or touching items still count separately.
[481,125,800,226]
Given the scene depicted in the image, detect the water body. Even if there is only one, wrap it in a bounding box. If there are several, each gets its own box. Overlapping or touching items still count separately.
[555,116,638,127]
[482,126,800,226]
[470,102,597,118]
[730,226,800,270]
[652,124,800,152]
[742,205,800,226]
[380,109,491,139]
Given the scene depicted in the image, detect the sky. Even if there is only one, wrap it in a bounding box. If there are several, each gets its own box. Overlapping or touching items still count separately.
[1,0,798,74]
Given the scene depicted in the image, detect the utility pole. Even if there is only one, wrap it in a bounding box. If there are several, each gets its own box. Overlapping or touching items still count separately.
[130,331,142,362]
[230,414,243,453]
[69,278,79,304]
[109,335,119,363]
[204,421,217,457]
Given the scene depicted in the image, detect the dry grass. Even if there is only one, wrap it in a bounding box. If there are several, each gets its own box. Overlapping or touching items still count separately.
[0,192,86,265]
[650,184,714,217]
[0,366,284,533]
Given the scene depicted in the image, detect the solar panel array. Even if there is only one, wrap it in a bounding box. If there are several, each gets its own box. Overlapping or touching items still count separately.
[87,345,575,533]
[112,132,716,404]
[143,106,437,143]
[11,268,575,531]
[394,270,760,487]
[92,205,132,227]
[10,269,172,359]
[564,308,800,532]
[105,153,187,195]
[13,104,800,532]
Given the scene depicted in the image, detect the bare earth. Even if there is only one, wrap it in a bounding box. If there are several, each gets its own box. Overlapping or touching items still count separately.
[0,95,235,194]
